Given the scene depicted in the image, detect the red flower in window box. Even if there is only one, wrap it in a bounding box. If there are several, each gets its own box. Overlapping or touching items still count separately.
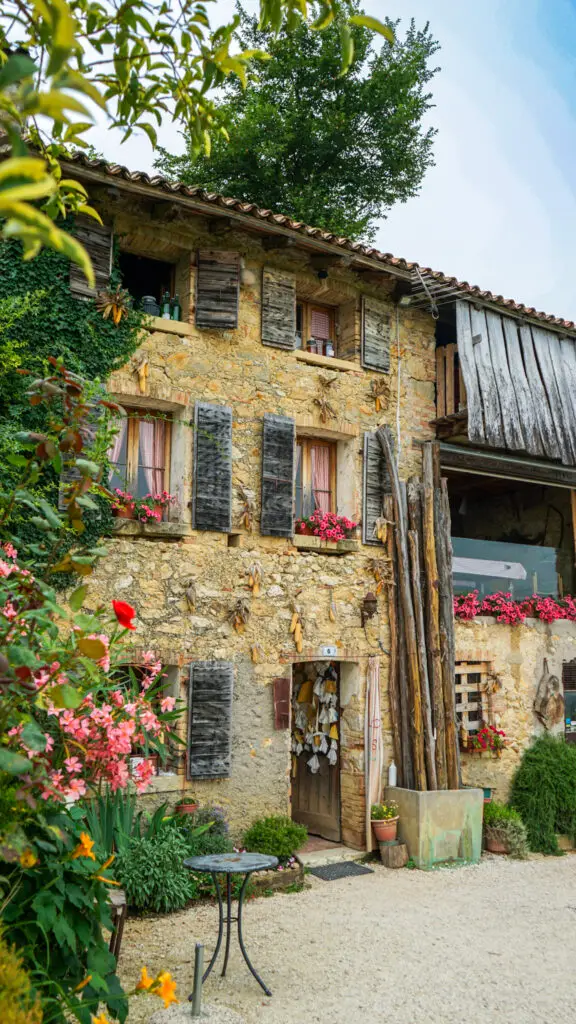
[112,599,136,630]
[295,511,358,542]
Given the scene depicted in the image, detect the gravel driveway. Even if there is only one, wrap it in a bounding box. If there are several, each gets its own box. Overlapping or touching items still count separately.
[121,855,576,1024]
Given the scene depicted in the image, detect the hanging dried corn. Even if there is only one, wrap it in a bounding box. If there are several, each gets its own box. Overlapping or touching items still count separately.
[289,601,304,653]
[369,377,389,413]
[251,643,265,663]
[247,563,262,597]
[369,557,392,595]
[229,598,250,633]
[237,484,254,531]
[328,589,337,622]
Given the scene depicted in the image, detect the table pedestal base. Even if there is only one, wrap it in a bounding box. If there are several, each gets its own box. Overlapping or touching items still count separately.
[188,872,272,999]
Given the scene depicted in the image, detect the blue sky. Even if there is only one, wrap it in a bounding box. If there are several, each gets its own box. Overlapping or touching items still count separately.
[87,0,576,321]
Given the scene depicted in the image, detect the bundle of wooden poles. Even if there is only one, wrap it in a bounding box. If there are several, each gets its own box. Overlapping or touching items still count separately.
[376,426,460,791]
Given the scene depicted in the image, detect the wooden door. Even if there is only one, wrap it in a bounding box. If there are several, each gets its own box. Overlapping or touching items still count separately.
[292,748,341,842]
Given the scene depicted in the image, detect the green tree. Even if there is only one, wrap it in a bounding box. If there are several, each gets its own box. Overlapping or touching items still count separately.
[156,7,439,240]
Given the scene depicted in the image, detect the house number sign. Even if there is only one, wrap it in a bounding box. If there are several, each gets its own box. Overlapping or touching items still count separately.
[320,645,338,658]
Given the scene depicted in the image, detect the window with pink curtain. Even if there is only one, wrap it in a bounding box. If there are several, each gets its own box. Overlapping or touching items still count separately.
[108,418,127,491]
[311,445,332,514]
[138,418,166,497]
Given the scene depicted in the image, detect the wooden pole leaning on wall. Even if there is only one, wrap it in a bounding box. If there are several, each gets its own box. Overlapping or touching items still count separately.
[384,493,403,786]
[407,478,437,791]
[377,426,426,791]
[436,470,460,789]
[421,443,448,789]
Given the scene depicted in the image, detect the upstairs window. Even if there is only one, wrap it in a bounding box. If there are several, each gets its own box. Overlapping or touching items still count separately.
[296,301,335,357]
[295,438,336,519]
[109,411,172,498]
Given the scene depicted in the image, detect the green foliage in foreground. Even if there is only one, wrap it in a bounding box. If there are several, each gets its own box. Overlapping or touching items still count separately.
[243,815,308,863]
[510,735,576,854]
[483,801,529,859]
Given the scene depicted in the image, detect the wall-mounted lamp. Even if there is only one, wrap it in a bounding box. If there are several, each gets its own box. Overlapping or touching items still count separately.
[361,591,378,627]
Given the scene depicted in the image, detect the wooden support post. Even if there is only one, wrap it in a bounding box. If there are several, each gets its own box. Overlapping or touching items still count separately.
[384,494,402,786]
[445,343,456,416]
[408,529,437,791]
[436,347,446,419]
[377,427,426,791]
[437,475,460,789]
[422,443,447,789]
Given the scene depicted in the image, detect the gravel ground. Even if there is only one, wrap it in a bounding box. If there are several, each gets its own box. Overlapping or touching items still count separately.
[121,855,576,1024]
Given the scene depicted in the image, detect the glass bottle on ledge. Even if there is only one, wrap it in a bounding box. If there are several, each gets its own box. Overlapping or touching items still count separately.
[170,294,181,321]
[161,291,171,319]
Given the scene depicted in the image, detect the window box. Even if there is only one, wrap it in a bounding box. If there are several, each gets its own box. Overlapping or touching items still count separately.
[292,534,359,555]
[111,520,192,539]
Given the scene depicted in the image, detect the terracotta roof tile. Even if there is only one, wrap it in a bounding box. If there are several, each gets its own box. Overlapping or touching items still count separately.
[65,150,576,333]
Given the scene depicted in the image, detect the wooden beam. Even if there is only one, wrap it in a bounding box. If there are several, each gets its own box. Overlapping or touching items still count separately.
[436,347,446,419]
[439,442,576,489]
[261,235,296,250]
[445,343,456,416]
[309,253,350,271]
[207,216,233,235]
[384,494,403,786]
[435,468,459,790]
[422,444,447,789]
[407,478,437,791]
[377,428,426,791]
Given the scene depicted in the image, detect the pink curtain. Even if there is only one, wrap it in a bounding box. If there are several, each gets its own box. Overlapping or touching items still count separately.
[311,445,331,513]
[108,418,126,476]
[310,309,330,340]
[139,419,165,496]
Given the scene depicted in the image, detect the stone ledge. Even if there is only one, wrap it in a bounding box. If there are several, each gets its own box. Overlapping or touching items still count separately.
[292,535,359,555]
[144,315,195,337]
[295,350,358,372]
[111,520,192,539]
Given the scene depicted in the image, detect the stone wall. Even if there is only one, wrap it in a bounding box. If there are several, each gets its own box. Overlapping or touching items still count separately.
[86,196,437,842]
[455,616,576,800]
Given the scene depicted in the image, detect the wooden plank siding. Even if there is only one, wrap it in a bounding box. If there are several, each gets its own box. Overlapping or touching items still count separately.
[455,300,576,467]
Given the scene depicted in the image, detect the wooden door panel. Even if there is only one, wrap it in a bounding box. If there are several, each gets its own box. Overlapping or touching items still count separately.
[292,752,341,842]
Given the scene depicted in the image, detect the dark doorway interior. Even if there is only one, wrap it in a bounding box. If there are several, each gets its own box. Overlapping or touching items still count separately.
[118,251,175,308]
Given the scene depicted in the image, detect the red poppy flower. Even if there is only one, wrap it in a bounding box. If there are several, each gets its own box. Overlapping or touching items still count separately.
[112,600,136,630]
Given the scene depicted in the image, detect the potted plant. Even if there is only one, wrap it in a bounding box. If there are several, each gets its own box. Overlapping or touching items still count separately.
[133,497,163,524]
[469,725,507,757]
[371,800,399,842]
[111,488,135,519]
[175,798,200,815]
[483,801,528,857]
[146,490,177,519]
[295,511,358,542]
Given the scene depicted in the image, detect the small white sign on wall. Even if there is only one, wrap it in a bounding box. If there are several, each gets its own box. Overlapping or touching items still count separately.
[320,645,338,658]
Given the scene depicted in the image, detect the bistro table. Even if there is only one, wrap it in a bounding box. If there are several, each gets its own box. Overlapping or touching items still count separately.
[184,852,278,997]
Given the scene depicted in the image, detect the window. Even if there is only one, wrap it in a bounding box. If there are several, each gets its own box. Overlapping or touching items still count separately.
[118,251,176,316]
[295,438,337,519]
[109,411,171,499]
[296,301,336,357]
[455,661,491,747]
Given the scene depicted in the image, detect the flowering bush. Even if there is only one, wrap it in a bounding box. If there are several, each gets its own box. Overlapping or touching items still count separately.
[111,488,134,513]
[469,725,506,754]
[111,490,177,522]
[296,510,357,542]
[371,800,399,820]
[454,590,576,625]
[147,490,177,510]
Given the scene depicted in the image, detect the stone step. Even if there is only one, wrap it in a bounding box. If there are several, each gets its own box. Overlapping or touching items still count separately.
[297,845,365,869]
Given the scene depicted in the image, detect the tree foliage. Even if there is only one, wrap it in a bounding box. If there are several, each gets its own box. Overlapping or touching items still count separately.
[156,6,439,240]
[0,0,393,275]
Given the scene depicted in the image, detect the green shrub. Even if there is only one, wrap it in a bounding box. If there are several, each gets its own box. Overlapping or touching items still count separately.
[510,735,576,854]
[483,802,529,859]
[116,830,198,913]
[243,816,307,864]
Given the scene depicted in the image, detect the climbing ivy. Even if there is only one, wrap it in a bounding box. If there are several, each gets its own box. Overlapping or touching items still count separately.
[0,235,143,575]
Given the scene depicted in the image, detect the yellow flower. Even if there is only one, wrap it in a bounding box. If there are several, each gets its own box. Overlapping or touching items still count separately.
[72,832,96,861]
[156,971,178,1008]
[19,849,38,869]
[101,853,115,870]
[74,974,92,992]
[94,875,121,885]
[136,966,155,991]
[91,1014,111,1024]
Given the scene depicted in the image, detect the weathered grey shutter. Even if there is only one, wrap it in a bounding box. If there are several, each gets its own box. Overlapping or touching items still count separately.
[69,220,113,300]
[195,250,240,330]
[338,298,359,361]
[187,661,234,779]
[261,268,296,349]
[193,402,232,532]
[261,414,295,537]
[361,296,391,372]
[362,431,390,545]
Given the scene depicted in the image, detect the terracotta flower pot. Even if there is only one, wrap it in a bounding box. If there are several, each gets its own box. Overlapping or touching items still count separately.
[175,801,199,815]
[485,832,509,855]
[371,816,399,842]
[297,524,314,536]
[113,504,134,520]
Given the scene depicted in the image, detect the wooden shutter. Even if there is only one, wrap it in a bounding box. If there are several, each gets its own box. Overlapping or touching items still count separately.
[195,250,240,330]
[261,413,295,537]
[193,402,232,532]
[362,430,390,545]
[273,678,291,730]
[69,219,113,300]
[338,298,359,361]
[361,296,391,372]
[187,661,234,779]
[261,268,296,349]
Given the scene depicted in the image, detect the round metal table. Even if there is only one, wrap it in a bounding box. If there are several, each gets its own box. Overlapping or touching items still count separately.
[184,852,278,997]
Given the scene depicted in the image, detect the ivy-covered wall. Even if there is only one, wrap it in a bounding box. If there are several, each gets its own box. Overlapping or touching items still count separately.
[0,236,143,569]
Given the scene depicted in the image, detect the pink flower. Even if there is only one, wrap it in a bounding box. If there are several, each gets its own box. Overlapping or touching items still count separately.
[110,689,125,707]
[3,543,17,560]
[160,695,175,713]
[0,559,16,577]
[2,601,17,620]
[65,777,87,801]
[64,756,82,774]
[133,757,155,793]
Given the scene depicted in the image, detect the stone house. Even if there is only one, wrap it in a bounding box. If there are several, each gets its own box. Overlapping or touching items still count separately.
[58,152,576,842]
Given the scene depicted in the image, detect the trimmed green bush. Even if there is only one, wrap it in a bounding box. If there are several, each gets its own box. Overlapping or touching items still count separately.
[483,801,529,859]
[510,735,576,854]
[243,815,307,864]
[116,830,198,913]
